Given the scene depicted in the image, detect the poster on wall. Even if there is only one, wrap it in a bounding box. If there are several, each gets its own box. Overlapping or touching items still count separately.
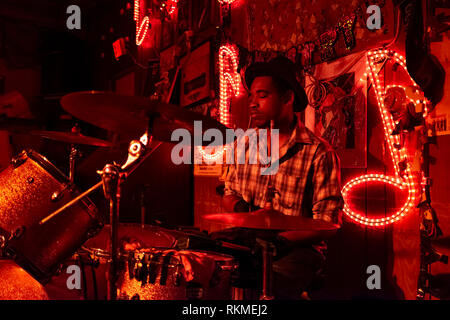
[429,31,450,136]
[180,41,211,107]
[305,52,367,168]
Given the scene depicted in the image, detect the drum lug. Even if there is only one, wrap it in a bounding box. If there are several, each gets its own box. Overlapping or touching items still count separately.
[173,265,182,286]
[0,235,7,249]
[51,190,64,202]
[11,151,27,168]
[12,226,26,240]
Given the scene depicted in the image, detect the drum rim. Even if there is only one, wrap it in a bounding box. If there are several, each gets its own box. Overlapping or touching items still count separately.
[25,149,70,185]
[79,247,236,266]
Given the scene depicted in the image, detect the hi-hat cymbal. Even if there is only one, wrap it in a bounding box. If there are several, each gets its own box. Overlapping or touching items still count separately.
[202,208,340,243]
[61,91,228,144]
[28,130,113,147]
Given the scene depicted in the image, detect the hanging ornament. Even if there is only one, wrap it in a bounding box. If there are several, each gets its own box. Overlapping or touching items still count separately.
[341,48,433,227]
[300,42,316,71]
[160,0,178,16]
[286,46,297,64]
[337,13,357,51]
[317,29,338,62]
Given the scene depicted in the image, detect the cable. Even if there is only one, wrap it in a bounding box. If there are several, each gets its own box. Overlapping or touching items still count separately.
[126,48,153,69]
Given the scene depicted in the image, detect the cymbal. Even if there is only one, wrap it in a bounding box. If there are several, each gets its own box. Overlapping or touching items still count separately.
[202,209,340,243]
[29,130,113,147]
[61,91,228,144]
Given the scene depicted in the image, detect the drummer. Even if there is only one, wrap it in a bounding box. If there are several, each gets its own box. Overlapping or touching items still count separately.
[221,56,343,299]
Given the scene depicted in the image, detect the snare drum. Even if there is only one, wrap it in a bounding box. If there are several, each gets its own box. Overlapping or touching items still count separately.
[117,249,238,300]
[0,150,102,283]
[54,223,178,300]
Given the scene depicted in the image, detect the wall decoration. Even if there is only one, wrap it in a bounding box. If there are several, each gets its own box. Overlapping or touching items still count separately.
[180,41,211,108]
[341,48,431,227]
[245,0,394,66]
[318,29,338,62]
[305,52,367,168]
[428,32,450,136]
[134,0,151,46]
[196,43,242,164]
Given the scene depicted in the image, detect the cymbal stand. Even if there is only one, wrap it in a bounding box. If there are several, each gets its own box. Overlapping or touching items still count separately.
[69,125,81,185]
[98,131,153,300]
[256,238,276,300]
[69,143,79,185]
[258,120,277,300]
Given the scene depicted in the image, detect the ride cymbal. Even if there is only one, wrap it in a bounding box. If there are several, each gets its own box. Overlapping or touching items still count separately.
[28,130,113,147]
[61,91,228,145]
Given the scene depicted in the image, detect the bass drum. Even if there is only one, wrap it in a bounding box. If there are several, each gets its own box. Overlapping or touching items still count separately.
[0,150,102,283]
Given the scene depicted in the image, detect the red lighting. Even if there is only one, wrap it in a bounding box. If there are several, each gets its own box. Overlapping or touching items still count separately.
[197,44,241,162]
[218,0,238,4]
[112,38,126,60]
[134,0,150,46]
[167,0,178,15]
[342,49,430,227]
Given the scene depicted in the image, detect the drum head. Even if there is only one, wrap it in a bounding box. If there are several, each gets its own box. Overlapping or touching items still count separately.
[0,260,49,300]
[83,223,177,255]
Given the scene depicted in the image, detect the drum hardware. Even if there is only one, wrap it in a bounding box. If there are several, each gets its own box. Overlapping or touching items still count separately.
[11,150,27,168]
[69,125,82,185]
[173,264,183,287]
[0,235,6,249]
[0,149,103,282]
[97,131,156,300]
[256,238,276,300]
[50,190,65,202]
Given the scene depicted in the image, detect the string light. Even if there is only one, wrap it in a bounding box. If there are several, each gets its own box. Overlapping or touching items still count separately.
[218,0,238,4]
[342,49,429,227]
[197,44,241,162]
[161,0,178,15]
[134,0,150,46]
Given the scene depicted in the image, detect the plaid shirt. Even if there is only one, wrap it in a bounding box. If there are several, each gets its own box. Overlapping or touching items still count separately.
[224,121,343,225]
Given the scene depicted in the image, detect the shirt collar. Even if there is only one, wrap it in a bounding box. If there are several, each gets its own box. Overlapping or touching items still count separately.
[283,115,314,146]
[293,122,314,145]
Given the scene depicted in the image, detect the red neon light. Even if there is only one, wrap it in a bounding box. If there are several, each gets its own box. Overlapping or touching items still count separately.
[218,0,238,4]
[134,0,150,46]
[342,49,430,227]
[167,0,178,15]
[198,44,241,162]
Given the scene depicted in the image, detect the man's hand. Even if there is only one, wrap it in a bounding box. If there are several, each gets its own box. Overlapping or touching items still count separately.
[222,194,250,212]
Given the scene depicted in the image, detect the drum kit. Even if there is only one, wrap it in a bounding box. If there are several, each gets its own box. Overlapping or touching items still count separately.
[0,91,340,300]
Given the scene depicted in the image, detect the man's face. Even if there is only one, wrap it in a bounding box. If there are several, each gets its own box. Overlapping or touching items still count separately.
[248,76,287,128]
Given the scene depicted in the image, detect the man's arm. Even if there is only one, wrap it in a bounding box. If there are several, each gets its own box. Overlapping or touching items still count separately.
[221,163,255,212]
[311,146,344,225]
